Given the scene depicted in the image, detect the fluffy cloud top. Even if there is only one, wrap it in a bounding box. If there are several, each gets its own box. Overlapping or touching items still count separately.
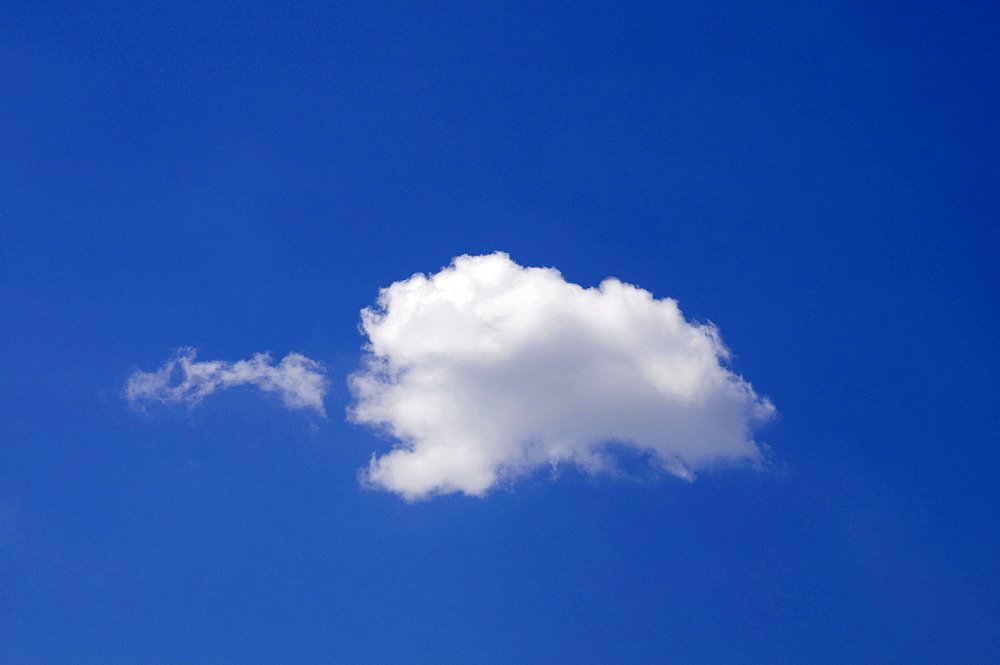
[349,252,776,500]
[126,348,328,416]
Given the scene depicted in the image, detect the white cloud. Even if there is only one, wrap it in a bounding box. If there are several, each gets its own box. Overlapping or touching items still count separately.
[349,252,775,500]
[126,348,328,416]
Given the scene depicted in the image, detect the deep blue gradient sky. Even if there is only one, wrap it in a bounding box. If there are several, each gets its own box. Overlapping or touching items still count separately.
[2,1,998,662]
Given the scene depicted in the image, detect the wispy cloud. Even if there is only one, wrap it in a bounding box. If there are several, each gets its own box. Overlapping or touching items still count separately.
[350,252,775,500]
[126,348,328,416]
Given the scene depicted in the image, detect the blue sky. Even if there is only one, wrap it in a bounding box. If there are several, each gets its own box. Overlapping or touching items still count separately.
[2,0,998,662]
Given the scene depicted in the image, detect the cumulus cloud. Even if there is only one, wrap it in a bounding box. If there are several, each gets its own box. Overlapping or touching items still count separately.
[349,252,775,500]
[126,348,328,416]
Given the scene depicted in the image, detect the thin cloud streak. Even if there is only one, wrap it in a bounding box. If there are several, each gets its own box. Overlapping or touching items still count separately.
[126,348,328,416]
